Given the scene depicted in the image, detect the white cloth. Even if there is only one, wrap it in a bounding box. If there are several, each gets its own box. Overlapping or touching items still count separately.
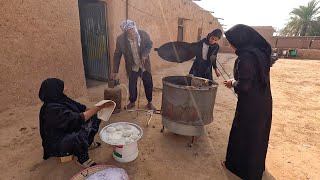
[120,20,141,46]
[202,42,209,60]
[94,100,116,122]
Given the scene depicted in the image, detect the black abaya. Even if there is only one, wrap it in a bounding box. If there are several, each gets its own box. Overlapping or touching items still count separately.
[38,78,101,161]
[224,24,273,180]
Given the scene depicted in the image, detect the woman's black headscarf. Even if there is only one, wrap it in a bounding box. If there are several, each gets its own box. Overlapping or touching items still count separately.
[39,78,65,103]
[39,78,80,112]
[225,24,272,87]
[204,29,222,46]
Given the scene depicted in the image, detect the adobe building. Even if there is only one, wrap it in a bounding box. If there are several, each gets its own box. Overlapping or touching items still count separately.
[0,0,222,111]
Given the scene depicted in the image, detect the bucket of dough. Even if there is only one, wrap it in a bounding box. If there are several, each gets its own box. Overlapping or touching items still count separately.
[99,122,143,163]
[95,100,116,122]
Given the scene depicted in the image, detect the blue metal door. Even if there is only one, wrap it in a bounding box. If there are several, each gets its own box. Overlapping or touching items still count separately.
[79,1,109,81]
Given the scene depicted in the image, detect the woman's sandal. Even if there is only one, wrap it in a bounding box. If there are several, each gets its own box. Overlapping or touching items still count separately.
[77,159,97,168]
[88,142,101,150]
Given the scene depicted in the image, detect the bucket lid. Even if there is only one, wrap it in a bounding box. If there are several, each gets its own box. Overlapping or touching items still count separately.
[154,41,195,63]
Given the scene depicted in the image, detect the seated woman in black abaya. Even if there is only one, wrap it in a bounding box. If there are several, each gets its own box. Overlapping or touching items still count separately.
[39,78,113,168]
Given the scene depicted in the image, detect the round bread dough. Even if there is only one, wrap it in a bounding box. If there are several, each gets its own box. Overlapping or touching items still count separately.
[131,134,139,141]
[122,130,132,137]
[125,138,134,144]
[106,127,116,133]
[106,131,122,140]
[131,126,140,135]
[115,125,123,131]
[124,125,132,130]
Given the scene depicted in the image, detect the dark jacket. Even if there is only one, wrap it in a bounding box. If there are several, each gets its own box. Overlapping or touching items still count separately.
[40,98,87,159]
[189,39,219,80]
[113,30,153,77]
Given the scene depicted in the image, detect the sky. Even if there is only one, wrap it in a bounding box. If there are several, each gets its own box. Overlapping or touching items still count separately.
[195,0,308,32]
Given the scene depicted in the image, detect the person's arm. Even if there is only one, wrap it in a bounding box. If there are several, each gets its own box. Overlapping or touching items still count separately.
[188,41,201,75]
[224,57,254,93]
[210,45,220,77]
[46,104,86,129]
[141,31,153,59]
[190,41,200,57]
[233,58,255,92]
[112,36,123,78]
[83,102,114,121]
[45,102,114,132]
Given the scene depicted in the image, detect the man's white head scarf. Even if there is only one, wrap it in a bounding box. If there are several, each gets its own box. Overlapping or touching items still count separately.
[120,20,141,46]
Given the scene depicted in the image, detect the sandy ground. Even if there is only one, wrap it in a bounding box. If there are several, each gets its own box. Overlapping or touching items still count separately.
[0,53,319,180]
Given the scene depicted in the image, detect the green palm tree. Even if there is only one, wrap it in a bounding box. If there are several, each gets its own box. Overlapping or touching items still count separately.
[307,16,320,35]
[281,0,320,36]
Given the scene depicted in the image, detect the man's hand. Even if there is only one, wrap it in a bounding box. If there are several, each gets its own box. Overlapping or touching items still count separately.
[141,57,147,65]
[110,73,117,80]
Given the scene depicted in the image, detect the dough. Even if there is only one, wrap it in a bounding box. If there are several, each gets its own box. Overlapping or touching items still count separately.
[125,138,134,144]
[115,125,123,131]
[101,124,142,146]
[106,131,122,139]
[124,125,132,130]
[106,127,116,133]
[122,130,132,137]
[131,126,140,135]
[86,167,129,180]
[131,134,139,141]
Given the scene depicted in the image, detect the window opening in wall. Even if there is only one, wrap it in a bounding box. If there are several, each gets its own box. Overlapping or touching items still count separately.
[177,18,184,41]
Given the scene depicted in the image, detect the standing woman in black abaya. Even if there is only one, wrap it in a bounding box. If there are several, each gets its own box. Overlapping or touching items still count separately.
[222,24,273,180]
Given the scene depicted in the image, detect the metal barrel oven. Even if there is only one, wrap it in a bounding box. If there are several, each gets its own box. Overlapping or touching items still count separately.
[161,76,218,137]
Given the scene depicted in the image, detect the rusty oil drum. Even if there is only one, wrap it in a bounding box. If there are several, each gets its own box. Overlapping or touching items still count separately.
[161,76,218,126]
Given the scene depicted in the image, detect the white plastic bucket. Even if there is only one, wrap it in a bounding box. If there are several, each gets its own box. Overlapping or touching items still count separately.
[113,142,139,163]
[99,122,143,163]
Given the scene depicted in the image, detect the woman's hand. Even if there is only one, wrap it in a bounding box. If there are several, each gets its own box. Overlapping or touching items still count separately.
[83,102,114,121]
[99,101,114,109]
[224,79,233,89]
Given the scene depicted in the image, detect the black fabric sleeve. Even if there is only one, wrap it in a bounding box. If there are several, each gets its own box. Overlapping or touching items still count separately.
[211,45,219,69]
[233,57,255,93]
[45,104,85,130]
[67,98,87,112]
